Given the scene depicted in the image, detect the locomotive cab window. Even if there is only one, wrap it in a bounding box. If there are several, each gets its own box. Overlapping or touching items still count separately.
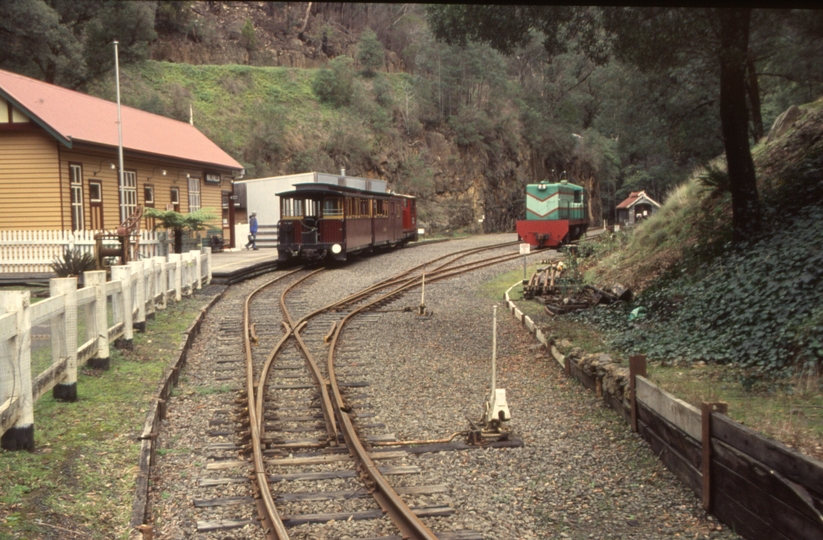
[574,190,582,203]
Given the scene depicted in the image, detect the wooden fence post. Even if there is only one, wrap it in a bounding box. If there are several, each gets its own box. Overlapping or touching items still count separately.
[111,265,134,350]
[50,277,78,401]
[204,246,212,285]
[191,249,202,290]
[629,354,647,433]
[701,401,729,512]
[169,254,182,302]
[85,270,110,370]
[79,270,95,349]
[155,256,167,310]
[183,251,194,296]
[129,261,146,332]
[0,291,34,451]
[145,259,156,321]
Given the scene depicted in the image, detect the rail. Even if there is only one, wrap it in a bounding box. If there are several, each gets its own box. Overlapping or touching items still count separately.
[0,248,212,450]
[242,241,522,538]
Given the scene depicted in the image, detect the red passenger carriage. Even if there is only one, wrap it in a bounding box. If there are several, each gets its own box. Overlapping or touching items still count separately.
[277,182,418,262]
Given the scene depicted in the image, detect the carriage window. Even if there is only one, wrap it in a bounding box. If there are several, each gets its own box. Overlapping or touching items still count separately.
[282,197,304,218]
[359,198,370,217]
[323,197,343,217]
[574,191,581,203]
[375,199,388,217]
[306,199,320,218]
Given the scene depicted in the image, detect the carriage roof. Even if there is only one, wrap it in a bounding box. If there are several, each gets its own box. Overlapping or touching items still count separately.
[276,182,413,200]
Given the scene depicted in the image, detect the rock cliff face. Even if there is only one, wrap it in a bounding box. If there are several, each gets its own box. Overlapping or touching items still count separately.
[152,2,406,72]
[150,2,532,234]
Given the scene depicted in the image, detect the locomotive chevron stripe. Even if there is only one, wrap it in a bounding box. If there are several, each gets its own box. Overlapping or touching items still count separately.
[526,191,561,203]
[526,208,560,219]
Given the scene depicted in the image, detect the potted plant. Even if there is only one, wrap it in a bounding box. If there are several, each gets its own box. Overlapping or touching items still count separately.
[144,208,218,254]
[50,247,98,287]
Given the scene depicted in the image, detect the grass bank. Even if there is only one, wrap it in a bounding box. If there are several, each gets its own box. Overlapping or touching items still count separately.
[0,289,220,540]
[487,267,823,462]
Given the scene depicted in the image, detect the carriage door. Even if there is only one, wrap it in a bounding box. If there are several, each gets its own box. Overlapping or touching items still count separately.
[389,201,397,241]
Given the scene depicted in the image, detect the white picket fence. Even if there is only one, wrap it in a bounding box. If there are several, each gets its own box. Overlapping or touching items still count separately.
[0,230,171,273]
[0,248,212,450]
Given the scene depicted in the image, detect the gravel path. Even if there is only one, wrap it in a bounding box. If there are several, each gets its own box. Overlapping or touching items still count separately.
[148,235,741,539]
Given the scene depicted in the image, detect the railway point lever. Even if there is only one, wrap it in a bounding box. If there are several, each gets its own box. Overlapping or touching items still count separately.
[482,305,511,429]
[418,271,428,316]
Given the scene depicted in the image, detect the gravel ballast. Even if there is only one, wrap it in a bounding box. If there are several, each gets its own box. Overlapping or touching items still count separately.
[148,235,741,539]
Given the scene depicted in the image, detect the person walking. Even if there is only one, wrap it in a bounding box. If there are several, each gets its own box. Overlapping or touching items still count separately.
[245,212,259,250]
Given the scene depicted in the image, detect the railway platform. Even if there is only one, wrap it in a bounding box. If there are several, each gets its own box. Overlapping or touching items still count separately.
[209,246,280,284]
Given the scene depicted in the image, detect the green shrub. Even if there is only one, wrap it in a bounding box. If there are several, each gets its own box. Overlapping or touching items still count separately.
[448,107,492,149]
[240,19,256,51]
[372,74,393,108]
[357,29,384,77]
[287,148,336,175]
[312,56,355,107]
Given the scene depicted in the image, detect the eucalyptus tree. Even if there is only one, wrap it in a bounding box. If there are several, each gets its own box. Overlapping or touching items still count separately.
[749,9,823,129]
[0,0,156,88]
[604,8,760,242]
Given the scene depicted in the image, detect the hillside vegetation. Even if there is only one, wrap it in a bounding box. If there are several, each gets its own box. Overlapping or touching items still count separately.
[86,59,499,231]
[4,2,822,236]
[572,98,823,377]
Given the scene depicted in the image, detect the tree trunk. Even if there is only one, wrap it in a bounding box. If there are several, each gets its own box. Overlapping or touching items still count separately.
[174,227,183,254]
[745,49,764,142]
[717,8,761,243]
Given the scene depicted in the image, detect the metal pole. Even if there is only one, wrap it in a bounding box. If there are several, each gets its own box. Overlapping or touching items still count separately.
[523,254,527,282]
[490,305,497,403]
[421,271,425,306]
[113,40,125,223]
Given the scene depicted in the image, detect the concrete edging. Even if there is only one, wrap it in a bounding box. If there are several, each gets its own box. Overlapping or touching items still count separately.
[504,282,560,369]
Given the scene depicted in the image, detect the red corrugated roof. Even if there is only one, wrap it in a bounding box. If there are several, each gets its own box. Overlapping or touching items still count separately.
[0,68,243,171]
[616,190,660,210]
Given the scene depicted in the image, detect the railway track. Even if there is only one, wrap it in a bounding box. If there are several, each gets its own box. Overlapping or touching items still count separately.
[147,234,744,540]
[187,242,525,539]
